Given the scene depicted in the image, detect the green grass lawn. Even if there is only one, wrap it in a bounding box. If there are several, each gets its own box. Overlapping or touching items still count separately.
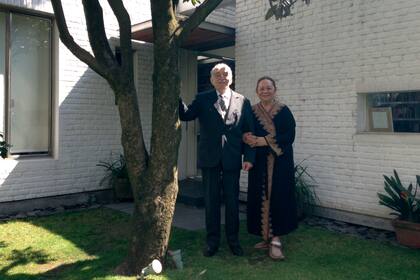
[0,208,419,280]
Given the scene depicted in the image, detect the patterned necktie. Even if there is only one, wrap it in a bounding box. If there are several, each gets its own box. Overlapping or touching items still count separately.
[218,95,227,112]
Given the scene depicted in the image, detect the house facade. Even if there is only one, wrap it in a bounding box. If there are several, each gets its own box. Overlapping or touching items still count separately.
[1,0,419,230]
[235,0,420,228]
[0,0,235,215]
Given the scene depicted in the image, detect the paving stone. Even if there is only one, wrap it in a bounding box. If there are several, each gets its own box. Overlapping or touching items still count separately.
[303,216,397,244]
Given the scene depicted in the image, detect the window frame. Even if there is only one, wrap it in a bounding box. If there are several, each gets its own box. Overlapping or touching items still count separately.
[0,5,55,158]
[358,90,420,134]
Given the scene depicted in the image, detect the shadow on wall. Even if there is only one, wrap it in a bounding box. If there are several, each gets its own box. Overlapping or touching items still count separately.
[0,66,126,213]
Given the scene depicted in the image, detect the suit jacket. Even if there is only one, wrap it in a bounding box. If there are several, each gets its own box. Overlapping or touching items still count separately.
[179,90,255,170]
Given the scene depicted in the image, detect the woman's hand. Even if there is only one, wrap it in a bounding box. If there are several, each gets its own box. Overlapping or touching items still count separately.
[243,132,257,146]
[243,132,267,147]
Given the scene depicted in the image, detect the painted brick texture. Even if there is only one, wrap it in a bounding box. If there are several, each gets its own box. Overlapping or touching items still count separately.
[6,0,418,223]
[0,0,152,202]
[236,0,420,218]
[0,0,232,205]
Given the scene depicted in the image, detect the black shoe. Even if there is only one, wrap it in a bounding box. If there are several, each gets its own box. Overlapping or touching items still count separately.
[203,246,218,257]
[229,244,244,256]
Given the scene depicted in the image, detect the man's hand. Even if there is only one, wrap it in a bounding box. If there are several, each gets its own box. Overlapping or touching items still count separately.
[242,161,253,171]
[243,132,257,146]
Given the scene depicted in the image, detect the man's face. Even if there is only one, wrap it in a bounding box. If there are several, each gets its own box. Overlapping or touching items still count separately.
[210,67,231,92]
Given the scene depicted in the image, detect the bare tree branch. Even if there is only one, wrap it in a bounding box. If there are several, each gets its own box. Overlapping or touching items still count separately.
[107,1,149,177]
[107,0,133,78]
[81,0,119,80]
[51,0,107,78]
[176,0,223,44]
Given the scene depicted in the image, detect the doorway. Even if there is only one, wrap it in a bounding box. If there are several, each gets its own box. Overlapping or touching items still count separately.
[177,47,235,180]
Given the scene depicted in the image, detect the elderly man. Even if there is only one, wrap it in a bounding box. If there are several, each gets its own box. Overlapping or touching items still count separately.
[179,63,255,257]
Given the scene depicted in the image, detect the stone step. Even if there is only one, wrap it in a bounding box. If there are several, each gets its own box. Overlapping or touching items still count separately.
[177,178,204,207]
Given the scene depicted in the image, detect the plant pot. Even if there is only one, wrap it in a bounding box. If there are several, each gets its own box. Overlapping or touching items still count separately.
[113,177,133,201]
[392,219,420,248]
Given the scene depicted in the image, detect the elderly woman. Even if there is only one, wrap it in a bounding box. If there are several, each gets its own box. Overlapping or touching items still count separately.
[243,76,297,260]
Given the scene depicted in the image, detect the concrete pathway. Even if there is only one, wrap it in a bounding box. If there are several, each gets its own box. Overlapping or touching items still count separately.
[106,202,245,231]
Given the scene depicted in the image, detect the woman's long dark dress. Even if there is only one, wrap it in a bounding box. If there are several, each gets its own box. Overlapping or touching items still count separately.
[247,102,297,239]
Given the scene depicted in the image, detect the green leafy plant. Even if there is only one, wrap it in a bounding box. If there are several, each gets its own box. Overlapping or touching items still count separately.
[0,133,10,159]
[97,154,128,187]
[295,159,318,219]
[97,154,132,201]
[185,0,201,5]
[377,170,420,223]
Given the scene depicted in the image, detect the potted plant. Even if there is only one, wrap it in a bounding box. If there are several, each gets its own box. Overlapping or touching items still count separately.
[377,170,420,248]
[0,133,10,159]
[97,154,133,201]
[295,159,319,220]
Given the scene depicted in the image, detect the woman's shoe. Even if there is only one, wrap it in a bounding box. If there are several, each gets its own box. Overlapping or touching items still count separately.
[254,240,269,249]
[269,240,285,260]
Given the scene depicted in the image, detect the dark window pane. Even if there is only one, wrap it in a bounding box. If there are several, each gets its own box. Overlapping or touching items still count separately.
[367,92,420,133]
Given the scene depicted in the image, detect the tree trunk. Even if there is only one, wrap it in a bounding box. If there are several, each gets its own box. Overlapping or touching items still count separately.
[116,6,182,272]
[123,175,179,275]
[114,85,148,203]
[118,55,181,273]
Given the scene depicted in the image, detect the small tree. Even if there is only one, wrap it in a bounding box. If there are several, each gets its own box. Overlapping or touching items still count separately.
[51,0,223,274]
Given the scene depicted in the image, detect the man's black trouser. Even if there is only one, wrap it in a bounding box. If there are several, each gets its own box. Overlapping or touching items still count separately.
[201,164,241,248]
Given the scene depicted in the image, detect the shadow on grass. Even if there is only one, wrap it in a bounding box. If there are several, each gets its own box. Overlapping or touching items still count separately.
[1,259,123,280]
[0,247,51,278]
[3,208,420,280]
[0,208,133,280]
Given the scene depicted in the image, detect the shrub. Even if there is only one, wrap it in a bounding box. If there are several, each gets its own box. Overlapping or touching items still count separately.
[377,170,420,223]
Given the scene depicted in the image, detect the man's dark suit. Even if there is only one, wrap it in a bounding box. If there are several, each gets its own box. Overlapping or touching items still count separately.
[179,89,255,251]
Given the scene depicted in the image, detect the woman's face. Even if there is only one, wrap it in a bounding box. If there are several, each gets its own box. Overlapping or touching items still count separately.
[256,79,276,103]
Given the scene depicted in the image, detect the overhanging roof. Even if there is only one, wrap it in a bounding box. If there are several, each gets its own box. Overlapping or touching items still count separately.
[131,20,235,51]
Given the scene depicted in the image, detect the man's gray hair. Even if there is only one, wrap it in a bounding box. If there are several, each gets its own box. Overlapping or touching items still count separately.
[211,63,232,78]
[210,63,233,87]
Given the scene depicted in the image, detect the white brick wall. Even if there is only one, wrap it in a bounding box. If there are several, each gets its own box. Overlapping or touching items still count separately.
[0,0,238,205]
[0,0,153,202]
[6,0,418,223]
[236,0,420,218]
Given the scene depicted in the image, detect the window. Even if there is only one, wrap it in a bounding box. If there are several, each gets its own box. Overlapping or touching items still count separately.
[0,13,5,137]
[0,9,53,156]
[362,91,420,133]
